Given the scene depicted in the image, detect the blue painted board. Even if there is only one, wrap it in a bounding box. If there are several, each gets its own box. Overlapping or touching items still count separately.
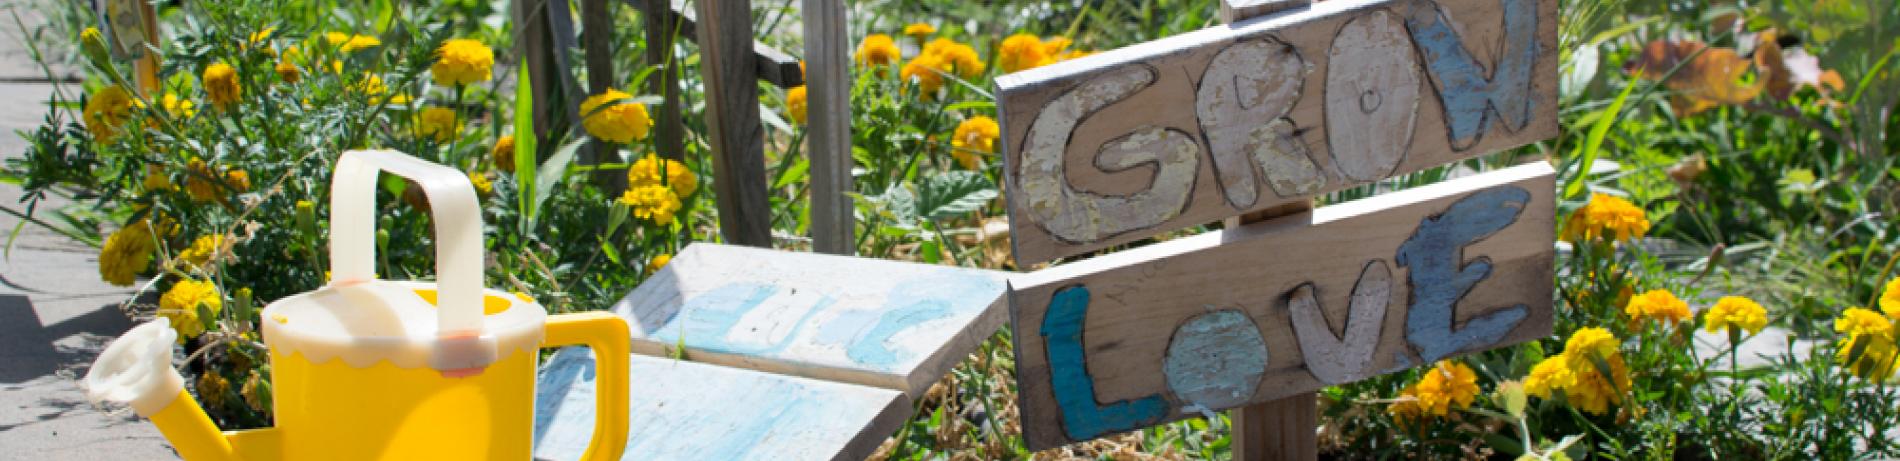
[610,243,1011,396]
[532,347,908,461]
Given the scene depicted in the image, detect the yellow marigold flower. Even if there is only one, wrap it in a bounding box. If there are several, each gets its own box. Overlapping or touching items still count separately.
[493,135,518,173]
[579,88,653,144]
[1562,193,1649,243]
[900,54,948,97]
[921,38,984,78]
[159,279,222,340]
[98,220,158,286]
[1385,384,1424,425]
[1041,37,1074,56]
[196,370,229,408]
[248,28,275,47]
[785,85,808,125]
[241,371,268,411]
[179,234,224,270]
[951,116,1000,169]
[83,86,137,142]
[646,253,671,275]
[903,23,936,40]
[1523,355,1574,398]
[326,32,381,53]
[275,59,301,84]
[1563,353,1631,415]
[617,185,682,226]
[1625,289,1690,326]
[1410,360,1480,417]
[143,166,174,192]
[330,59,343,74]
[223,170,251,193]
[186,158,222,202]
[417,107,460,142]
[627,153,697,198]
[468,171,492,195]
[1881,277,1900,318]
[203,62,242,109]
[1838,330,1899,380]
[160,93,196,119]
[356,73,386,96]
[1563,327,1621,359]
[998,34,1052,74]
[1837,307,1893,338]
[854,34,900,67]
[432,39,495,87]
[1704,296,1768,336]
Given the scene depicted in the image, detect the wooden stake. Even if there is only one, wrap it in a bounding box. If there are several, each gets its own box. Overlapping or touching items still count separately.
[1226,199,1317,461]
[579,0,628,193]
[801,0,852,255]
[643,0,686,162]
[694,0,773,247]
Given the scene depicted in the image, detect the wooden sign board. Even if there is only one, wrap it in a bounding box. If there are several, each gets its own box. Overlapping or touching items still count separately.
[996,0,1558,265]
[533,347,910,460]
[1009,163,1556,450]
[609,243,1011,396]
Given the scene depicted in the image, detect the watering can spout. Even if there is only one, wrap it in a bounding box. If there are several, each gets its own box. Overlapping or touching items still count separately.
[84,319,249,461]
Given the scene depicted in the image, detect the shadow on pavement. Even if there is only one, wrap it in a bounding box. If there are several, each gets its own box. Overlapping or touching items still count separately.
[0,294,135,384]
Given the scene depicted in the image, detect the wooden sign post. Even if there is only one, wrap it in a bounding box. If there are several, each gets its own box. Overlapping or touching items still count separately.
[996,0,1558,455]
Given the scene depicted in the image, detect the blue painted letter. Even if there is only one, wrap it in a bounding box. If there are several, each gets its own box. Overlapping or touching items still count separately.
[1042,285,1168,441]
[1406,0,1538,149]
[1395,186,1531,363]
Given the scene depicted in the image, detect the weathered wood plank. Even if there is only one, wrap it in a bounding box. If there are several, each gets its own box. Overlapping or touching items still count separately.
[995,0,1558,265]
[641,0,686,161]
[694,0,774,247]
[610,243,1011,396]
[578,0,629,193]
[1219,0,1312,24]
[801,0,854,255]
[617,0,805,88]
[513,0,560,157]
[1008,163,1556,450]
[533,347,909,461]
[1231,394,1317,460]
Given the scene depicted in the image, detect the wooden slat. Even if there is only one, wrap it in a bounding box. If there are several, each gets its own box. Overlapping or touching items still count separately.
[1231,395,1317,460]
[1008,163,1556,450]
[693,0,774,247]
[609,243,1011,396]
[1219,0,1312,24]
[617,0,805,88]
[801,0,854,255]
[995,0,1558,265]
[513,0,560,157]
[642,0,687,161]
[533,348,909,461]
[578,0,629,193]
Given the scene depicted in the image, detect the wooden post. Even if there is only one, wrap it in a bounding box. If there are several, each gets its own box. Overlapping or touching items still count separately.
[579,0,629,193]
[1227,201,1316,461]
[693,0,773,247]
[642,0,687,162]
[514,0,560,159]
[801,0,852,255]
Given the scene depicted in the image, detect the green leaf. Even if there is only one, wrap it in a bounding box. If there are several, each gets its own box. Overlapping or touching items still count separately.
[514,60,539,232]
[913,171,998,221]
[533,139,584,215]
[1563,71,1640,200]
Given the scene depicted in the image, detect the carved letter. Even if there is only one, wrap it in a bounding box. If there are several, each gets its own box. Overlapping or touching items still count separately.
[1041,285,1168,440]
[1407,0,1538,149]
[1395,186,1531,363]
[1162,310,1269,410]
[1019,65,1201,244]
[1196,38,1322,207]
[1325,10,1421,182]
[1287,260,1391,384]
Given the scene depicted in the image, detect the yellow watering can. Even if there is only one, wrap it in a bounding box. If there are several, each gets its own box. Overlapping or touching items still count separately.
[83,149,631,460]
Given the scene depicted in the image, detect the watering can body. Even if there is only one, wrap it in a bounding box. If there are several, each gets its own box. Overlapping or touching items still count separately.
[85,150,630,461]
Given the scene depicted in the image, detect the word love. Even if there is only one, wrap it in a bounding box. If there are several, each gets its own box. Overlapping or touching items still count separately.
[1009,164,1556,450]
[997,0,1556,265]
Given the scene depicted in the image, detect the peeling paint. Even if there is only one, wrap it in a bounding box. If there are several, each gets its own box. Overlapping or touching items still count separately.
[1287,260,1391,384]
[1041,285,1169,441]
[1162,310,1269,409]
[1407,0,1538,150]
[1324,10,1421,182]
[1195,38,1307,208]
[1395,186,1532,362]
[1020,65,1201,244]
[1254,118,1327,197]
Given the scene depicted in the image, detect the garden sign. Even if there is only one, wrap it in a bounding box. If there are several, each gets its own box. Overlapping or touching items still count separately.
[997,0,1560,451]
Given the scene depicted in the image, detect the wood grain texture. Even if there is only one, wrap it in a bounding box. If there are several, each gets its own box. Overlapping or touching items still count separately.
[801,0,854,255]
[617,0,804,88]
[641,0,687,161]
[1231,394,1317,460]
[610,243,1011,397]
[533,347,909,461]
[995,0,1558,265]
[1220,0,1313,24]
[513,0,560,158]
[579,0,629,193]
[693,0,773,247]
[1008,163,1556,450]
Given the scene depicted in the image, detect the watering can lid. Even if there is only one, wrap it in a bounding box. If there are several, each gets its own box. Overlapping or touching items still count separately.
[258,150,545,373]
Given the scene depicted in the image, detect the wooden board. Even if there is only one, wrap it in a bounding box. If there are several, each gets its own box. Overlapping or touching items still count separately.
[533,347,909,461]
[995,0,1558,265]
[694,0,774,247]
[610,243,1011,396]
[801,0,855,255]
[1008,163,1556,450]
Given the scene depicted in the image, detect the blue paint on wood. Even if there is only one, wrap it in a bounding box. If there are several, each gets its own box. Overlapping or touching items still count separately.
[1395,186,1532,363]
[1406,0,1538,148]
[1042,285,1168,441]
[1161,310,1268,409]
[648,282,836,356]
[846,301,953,368]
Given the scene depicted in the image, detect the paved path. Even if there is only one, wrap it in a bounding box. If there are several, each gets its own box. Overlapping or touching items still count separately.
[0,2,178,459]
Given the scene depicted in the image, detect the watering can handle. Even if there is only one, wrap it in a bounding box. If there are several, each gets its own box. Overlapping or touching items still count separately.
[331,149,486,336]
